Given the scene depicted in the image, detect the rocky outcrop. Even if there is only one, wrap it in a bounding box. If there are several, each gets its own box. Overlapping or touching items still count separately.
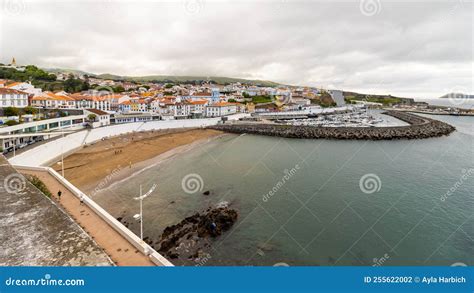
[156,206,238,261]
[210,111,455,140]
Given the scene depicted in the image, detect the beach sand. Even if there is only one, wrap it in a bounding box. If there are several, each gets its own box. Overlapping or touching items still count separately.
[50,128,223,194]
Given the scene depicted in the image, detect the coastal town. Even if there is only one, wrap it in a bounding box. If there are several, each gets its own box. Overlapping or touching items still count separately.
[0,59,469,269]
[1,59,471,155]
[1,0,472,291]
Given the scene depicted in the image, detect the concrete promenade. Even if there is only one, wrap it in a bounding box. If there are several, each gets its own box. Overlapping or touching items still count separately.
[9,113,248,167]
[18,167,156,266]
[0,156,112,266]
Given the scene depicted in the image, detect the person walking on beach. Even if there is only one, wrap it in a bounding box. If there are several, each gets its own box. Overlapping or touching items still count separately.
[57,190,62,201]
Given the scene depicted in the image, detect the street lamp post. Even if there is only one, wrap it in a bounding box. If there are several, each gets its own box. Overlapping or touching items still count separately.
[134,183,157,241]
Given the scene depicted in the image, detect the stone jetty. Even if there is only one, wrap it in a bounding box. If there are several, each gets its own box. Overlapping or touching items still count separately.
[209,111,455,140]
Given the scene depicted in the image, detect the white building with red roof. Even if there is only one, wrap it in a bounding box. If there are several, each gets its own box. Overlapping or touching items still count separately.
[6,81,42,96]
[0,88,30,108]
[205,101,237,117]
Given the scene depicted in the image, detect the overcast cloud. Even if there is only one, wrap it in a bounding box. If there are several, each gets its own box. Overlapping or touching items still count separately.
[0,0,472,97]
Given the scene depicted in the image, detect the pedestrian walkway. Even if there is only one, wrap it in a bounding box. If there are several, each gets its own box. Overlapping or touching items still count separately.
[18,168,156,266]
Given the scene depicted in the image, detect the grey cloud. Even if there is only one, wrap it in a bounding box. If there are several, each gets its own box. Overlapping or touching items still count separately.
[0,0,472,98]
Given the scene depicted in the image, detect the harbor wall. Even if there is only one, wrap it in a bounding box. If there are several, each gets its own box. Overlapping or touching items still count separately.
[209,111,455,140]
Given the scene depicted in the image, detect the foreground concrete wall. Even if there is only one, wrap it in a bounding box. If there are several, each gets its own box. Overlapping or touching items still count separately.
[0,157,113,266]
[13,165,174,267]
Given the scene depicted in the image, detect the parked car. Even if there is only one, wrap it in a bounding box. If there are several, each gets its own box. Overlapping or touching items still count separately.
[17,143,28,149]
[27,140,36,145]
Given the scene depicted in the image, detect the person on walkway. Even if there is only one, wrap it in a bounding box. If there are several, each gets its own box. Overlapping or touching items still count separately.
[57,190,62,201]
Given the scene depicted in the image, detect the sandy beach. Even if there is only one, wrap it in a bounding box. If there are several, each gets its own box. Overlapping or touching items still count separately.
[51,128,224,194]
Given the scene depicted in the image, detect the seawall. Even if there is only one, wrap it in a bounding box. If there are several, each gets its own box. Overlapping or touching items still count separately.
[209,111,455,140]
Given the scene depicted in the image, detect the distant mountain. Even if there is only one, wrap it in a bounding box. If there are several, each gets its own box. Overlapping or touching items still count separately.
[43,67,280,87]
[439,93,474,99]
[96,73,280,87]
[44,68,96,77]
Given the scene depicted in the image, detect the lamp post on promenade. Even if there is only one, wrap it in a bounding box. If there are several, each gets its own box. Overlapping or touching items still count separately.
[134,183,157,241]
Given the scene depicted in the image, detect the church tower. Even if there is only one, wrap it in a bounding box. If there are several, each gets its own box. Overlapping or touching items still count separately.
[11,57,16,66]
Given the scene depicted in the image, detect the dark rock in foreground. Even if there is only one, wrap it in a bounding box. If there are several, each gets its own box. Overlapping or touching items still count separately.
[157,206,238,262]
[210,111,455,140]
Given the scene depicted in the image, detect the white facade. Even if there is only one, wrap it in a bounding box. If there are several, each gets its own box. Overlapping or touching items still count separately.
[0,88,29,108]
[6,82,42,96]
[85,109,111,128]
[205,103,237,117]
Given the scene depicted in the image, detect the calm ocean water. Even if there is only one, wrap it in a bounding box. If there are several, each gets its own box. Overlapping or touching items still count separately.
[95,114,474,266]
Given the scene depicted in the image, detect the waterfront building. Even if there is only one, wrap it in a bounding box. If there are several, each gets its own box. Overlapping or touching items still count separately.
[0,114,87,151]
[184,99,208,118]
[205,102,237,117]
[111,112,159,124]
[32,92,77,109]
[0,88,30,108]
[84,109,111,127]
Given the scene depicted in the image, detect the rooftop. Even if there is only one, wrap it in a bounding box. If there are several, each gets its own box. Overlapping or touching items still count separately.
[86,108,109,116]
[0,88,29,95]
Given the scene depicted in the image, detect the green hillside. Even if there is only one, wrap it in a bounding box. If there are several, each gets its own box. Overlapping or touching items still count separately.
[43,68,279,86]
[96,73,280,87]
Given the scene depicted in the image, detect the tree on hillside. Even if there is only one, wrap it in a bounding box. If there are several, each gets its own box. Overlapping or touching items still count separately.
[63,74,90,93]
[23,106,38,115]
[113,86,125,93]
[3,107,20,117]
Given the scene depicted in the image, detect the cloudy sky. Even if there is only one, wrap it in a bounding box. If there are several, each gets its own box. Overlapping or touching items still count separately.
[0,0,472,98]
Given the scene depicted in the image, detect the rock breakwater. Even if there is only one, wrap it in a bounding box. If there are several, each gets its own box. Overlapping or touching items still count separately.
[210,111,455,140]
